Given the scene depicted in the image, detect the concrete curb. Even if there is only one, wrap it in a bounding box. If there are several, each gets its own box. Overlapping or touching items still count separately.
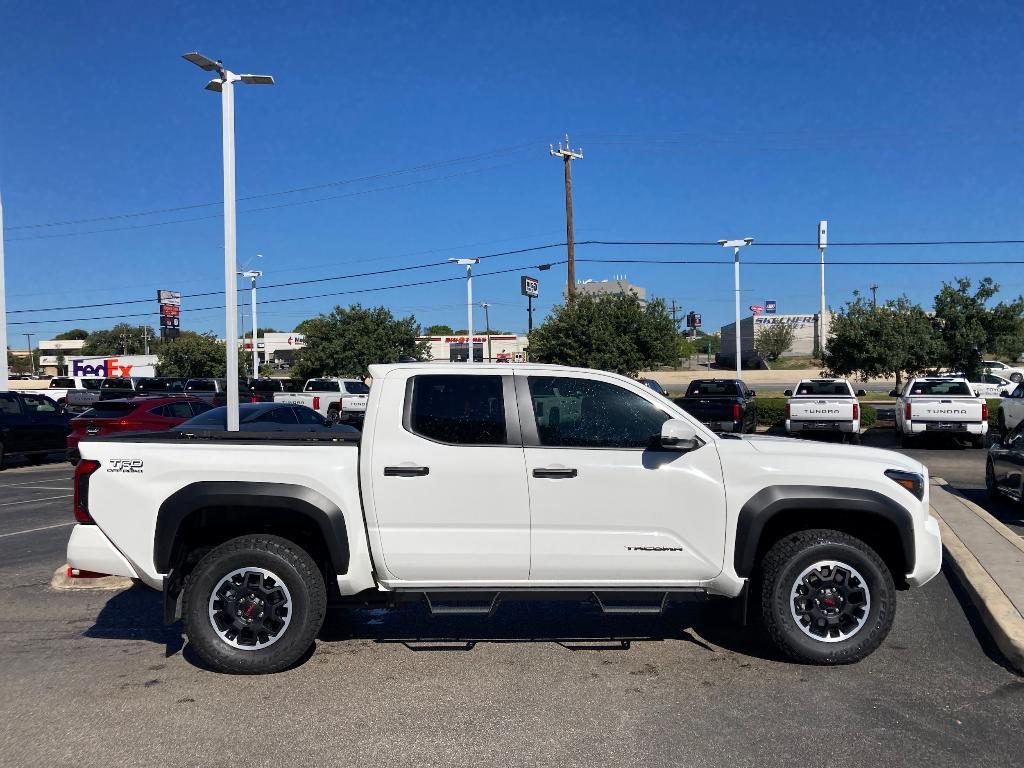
[929,483,1024,674]
[50,565,133,592]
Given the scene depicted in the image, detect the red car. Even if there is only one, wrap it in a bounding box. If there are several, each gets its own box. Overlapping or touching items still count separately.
[67,397,214,463]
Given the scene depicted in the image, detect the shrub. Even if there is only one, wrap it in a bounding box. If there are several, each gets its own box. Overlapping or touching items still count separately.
[753,399,787,427]
[860,404,877,428]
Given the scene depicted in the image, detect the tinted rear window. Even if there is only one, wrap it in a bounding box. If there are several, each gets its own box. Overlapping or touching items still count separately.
[343,382,370,395]
[80,379,103,390]
[185,379,216,392]
[79,403,136,419]
[249,380,283,392]
[794,381,853,397]
[409,375,506,445]
[910,380,973,396]
[101,378,134,390]
[686,381,739,397]
[51,378,76,388]
[306,380,341,392]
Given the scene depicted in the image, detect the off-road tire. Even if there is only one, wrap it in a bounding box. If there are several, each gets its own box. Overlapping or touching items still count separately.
[759,529,895,665]
[182,534,326,674]
[986,459,1000,500]
[326,407,341,425]
[1011,372,1023,384]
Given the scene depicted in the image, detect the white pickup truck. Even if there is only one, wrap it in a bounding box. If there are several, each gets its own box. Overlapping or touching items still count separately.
[784,379,866,444]
[68,363,941,674]
[11,376,103,408]
[893,377,988,447]
[273,378,369,423]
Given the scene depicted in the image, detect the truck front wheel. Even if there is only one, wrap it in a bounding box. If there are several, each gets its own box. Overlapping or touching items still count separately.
[182,534,327,674]
[759,529,895,664]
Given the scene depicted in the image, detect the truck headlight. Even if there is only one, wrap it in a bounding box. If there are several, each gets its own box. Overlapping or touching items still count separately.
[885,469,925,500]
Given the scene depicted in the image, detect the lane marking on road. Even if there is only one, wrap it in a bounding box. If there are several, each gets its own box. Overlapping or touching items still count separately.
[0,494,73,507]
[0,477,73,488]
[0,484,73,492]
[0,522,75,538]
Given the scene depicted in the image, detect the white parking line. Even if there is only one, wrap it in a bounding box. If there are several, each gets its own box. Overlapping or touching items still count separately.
[0,485,73,492]
[0,494,73,507]
[0,522,75,538]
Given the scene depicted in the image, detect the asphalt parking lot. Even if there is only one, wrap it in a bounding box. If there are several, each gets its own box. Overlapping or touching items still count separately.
[1,448,1022,768]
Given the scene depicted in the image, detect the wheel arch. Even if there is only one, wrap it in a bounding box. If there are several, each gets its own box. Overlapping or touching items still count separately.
[155,482,351,578]
[734,485,916,585]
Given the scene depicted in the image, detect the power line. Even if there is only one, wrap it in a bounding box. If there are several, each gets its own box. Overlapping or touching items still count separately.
[5,142,538,232]
[6,261,566,327]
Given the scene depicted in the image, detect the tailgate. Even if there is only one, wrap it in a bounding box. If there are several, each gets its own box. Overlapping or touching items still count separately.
[341,394,368,413]
[909,398,984,423]
[273,393,312,406]
[789,399,855,421]
[678,398,736,420]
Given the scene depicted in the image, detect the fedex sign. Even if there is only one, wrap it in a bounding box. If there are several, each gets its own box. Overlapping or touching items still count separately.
[72,357,134,377]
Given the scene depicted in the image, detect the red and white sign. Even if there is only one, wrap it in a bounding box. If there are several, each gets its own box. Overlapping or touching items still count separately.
[749,304,764,316]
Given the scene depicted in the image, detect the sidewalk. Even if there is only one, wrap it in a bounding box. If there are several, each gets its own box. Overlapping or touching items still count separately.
[929,480,1024,673]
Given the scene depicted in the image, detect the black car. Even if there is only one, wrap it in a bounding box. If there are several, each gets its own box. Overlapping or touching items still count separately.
[0,392,71,467]
[986,422,1024,503]
[174,402,359,433]
[637,378,669,397]
[674,378,757,434]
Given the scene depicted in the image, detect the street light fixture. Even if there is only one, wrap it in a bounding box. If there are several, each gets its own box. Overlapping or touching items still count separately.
[182,51,274,431]
[717,237,754,381]
[449,258,480,363]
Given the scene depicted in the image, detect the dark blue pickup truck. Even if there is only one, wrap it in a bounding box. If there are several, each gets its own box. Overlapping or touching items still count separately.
[0,392,72,467]
[674,378,757,433]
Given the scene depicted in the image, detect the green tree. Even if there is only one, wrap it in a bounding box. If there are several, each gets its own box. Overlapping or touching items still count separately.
[425,324,454,335]
[823,294,939,387]
[753,322,795,361]
[156,332,230,378]
[55,328,89,340]
[242,326,281,339]
[291,304,429,380]
[528,293,679,377]
[55,351,66,376]
[932,277,1024,378]
[83,324,159,356]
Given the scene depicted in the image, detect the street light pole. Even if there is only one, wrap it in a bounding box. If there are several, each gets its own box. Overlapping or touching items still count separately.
[480,301,492,361]
[0,192,8,391]
[238,267,263,377]
[183,52,274,431]
[718,238,754,381]
[818,220,828,357]
[449,259,480,363]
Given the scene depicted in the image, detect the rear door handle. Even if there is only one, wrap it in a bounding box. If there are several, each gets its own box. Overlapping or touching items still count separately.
[533,467,578,479]
[384,466,430,477]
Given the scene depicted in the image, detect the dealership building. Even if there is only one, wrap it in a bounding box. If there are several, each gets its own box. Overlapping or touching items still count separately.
[416,334,530,363]
[718,312,832,367]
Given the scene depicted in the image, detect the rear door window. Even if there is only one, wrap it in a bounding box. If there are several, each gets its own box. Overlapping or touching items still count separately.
[0,394,22,415]
[408,375,507,445]
[21,395,58,413]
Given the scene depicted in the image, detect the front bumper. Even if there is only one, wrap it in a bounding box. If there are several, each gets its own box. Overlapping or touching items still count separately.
[67,524,138,580]
[906,513,943,587]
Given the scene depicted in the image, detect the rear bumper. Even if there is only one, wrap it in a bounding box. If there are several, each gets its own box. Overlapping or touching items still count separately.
[702,419,742,433]
[67,524,139,580]
[786,419,857,433]
[907,421,987,436]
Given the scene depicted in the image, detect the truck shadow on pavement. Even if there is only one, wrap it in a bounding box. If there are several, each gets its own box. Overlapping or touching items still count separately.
[85,586,785,671]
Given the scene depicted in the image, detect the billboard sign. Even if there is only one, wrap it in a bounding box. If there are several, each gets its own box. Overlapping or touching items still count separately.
[521,276,540,298]
[764,300,777,314]
[157,290,181,306]
[158,289,181,339]
[749,304,764,316]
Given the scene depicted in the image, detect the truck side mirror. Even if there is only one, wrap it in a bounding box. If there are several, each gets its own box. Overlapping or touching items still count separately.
[661,419,700,451]
[783,389,792,397]
[856,389,867,397]
[889,389,899,397]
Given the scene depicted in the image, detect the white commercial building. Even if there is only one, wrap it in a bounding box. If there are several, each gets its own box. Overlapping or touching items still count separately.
[416,334,530,363]
[718,312,832,367]
[242,332,306,369]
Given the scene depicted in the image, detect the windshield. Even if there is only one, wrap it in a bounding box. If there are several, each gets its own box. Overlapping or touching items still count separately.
[686,380,738,397]
[793,381,853,397]
[909,380,974,396]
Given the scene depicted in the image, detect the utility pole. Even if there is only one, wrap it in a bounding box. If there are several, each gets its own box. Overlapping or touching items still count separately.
[24,333,35,377]
[142,326,150,356]
[870,283,879,309]
[480,302,492,361]
[549,134,583,300]
[670,299,680,327]
[0,192,8,391]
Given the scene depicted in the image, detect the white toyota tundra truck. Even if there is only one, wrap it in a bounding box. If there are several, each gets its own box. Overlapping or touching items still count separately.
[273,378,370,423]
[784,379,867,443]
[893,377,988,448]
[68,363,942,674]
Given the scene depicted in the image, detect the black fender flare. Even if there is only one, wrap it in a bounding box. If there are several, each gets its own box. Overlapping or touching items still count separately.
[733,485,915,578]
[154,481,350,575]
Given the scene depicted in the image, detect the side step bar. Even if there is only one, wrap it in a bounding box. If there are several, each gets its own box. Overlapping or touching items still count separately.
[403,589,707,618]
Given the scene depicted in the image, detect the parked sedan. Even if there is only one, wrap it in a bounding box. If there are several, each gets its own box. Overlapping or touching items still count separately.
[986,421,1024,503]
[0,392,71,467]
[67,396,214,463]
[173,402,360,433]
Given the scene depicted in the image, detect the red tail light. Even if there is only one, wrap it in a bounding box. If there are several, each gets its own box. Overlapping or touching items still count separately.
[905,402,912,420]
[785,403,791,419]
[250,395,260,403]
[74,460,100,524]
[982,402,988,421]
[313,396,320,411]
[853,403,859,420]
[114,419,146,430]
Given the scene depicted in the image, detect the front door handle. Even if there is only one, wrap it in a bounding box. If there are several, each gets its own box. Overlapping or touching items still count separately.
[384,466,430,477]
[533,467,578,479]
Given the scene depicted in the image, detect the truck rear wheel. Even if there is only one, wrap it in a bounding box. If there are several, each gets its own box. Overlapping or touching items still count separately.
[182,534,326,674]
[759,529,895,665]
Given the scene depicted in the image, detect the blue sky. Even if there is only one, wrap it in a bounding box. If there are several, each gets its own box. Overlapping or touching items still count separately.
[3,1,1024,341]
